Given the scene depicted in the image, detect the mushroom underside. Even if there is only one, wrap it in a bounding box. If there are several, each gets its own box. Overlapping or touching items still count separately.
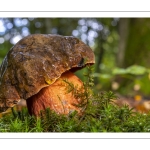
[26,71,85,116]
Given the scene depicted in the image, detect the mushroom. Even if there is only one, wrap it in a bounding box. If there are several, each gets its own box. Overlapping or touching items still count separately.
[0,34,95,116]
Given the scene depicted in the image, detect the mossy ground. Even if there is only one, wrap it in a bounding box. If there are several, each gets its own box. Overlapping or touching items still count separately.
[1,92,150,132]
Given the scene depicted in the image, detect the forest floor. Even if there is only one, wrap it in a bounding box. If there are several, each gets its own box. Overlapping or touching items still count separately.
[114,94,150,113]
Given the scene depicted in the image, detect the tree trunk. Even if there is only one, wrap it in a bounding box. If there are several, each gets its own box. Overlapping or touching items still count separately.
[124,18,150,68]
[117,18,130,67]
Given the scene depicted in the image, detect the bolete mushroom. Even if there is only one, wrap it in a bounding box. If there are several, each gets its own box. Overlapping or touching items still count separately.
[0,34,95,116]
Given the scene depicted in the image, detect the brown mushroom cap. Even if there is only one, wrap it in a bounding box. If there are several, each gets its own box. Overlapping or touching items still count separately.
[0,34,95,113]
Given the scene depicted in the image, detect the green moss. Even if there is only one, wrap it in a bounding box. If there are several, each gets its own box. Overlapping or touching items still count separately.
[1,91,150,132]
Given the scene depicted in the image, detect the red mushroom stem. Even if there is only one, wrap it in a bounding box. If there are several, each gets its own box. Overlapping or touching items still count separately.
[26,71,84,116]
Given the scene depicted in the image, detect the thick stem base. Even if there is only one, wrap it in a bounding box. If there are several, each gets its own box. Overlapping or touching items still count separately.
[26,71,84,116]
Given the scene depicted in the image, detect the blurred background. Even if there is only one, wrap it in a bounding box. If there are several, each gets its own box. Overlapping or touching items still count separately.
[1,18,150,111]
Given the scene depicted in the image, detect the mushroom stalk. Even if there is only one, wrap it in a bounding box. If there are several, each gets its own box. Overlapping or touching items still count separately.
[26,71,84,116]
